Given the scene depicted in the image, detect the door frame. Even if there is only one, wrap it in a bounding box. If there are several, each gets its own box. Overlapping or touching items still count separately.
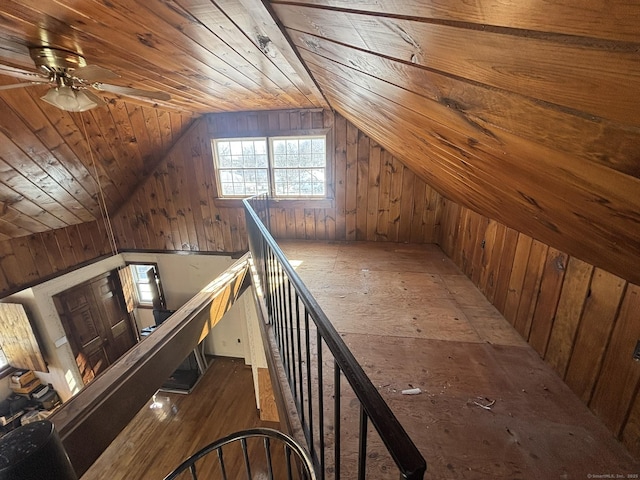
[53,270,138,385]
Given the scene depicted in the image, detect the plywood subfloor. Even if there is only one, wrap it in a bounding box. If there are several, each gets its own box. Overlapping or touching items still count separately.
[279,240,640,479]
[81,357,280,480]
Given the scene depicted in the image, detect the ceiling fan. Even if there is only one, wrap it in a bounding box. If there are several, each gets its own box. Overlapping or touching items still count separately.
[0,46,171,112]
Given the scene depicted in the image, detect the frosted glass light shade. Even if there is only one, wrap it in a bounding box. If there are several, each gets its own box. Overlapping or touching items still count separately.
[41,86,99,112]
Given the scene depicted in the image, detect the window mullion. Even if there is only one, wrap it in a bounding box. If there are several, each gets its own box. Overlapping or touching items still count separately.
[267,136,276,197]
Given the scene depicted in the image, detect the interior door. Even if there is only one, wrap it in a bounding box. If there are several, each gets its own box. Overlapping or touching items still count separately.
[54,284,112,384]
[54,271,137,385]
[91,274,137,362]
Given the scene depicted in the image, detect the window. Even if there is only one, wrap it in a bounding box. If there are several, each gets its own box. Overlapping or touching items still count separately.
[0,345,10,379]
[0,345,8,370]
[131,264,160,307]
[213,135,327,198]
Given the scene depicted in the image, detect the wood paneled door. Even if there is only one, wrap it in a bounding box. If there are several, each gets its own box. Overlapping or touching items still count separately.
[54,272,137,385]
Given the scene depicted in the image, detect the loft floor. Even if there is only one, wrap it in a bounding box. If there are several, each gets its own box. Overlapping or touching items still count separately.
[278,240,640,479]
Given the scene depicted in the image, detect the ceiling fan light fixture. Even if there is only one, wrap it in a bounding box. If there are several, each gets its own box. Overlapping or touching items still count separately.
[74,89,100,112]
[41,86,99,112]
[55,85,78,110]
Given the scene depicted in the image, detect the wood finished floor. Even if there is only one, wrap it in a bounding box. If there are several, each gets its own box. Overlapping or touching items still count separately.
[81,357,280,480]
[279,240,640,479]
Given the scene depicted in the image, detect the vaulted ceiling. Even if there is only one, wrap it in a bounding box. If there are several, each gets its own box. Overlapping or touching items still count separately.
[0,0,326,240]
[0,1,638,284]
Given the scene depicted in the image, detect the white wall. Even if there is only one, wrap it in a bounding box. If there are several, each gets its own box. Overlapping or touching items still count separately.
[121,253,234,309]
[132,307,154,330]
[121,253,269,408]
[203,290,253,360]
[242,290,268,408]
[122,253,249,359]
[0,372,12,399]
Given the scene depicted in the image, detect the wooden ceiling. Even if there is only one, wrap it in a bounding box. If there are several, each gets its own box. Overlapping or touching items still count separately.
[0,0,638,285]
[0,0,326,239]
[271,0,640,284]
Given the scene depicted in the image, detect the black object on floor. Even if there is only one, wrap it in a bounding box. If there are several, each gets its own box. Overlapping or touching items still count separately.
[0,420,78,480]
[161,369,200,392]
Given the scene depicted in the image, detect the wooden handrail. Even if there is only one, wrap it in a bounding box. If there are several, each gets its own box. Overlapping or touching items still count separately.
[50,254,250,477]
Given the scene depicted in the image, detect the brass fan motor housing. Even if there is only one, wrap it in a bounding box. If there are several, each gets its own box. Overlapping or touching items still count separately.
[29,46,87,74]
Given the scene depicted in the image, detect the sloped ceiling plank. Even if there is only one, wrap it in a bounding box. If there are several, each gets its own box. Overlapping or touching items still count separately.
[0,0,327,113]
[274,0,639,42]
[301,55,640,285]
[0,205,59,237]
[0,156,82,229]
[0,182,67,231]
[0,129,93,226]
[0,85,102,210]
[272,1,640,286]
[72,112,129,207]
[0,103,97,222]
[87,106,141,196]
[36,103,124,214]
[14,1,248,109]
[303,55,640,244]
[275,4,639,127]
[0,85,194,239]
[104,101,147,184]
[0,0,325,240]
[232,0,330,108]
[155,110,174,151]
[292,32,639,179]
[151,0,317,108]
[92,0,307,110]
[0,80,117,223]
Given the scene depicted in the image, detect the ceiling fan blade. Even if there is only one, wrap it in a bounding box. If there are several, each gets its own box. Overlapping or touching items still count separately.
[0,64,47,82]
[93,83,171,101]
[73,65,119,83]
[82,89,106,106]
[0,81,48,91]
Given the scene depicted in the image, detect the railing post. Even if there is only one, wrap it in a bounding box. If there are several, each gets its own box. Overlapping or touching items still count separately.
[358,406,368,480]
[295,295,304,423]
[317,331,325,479]
[334,360,341,480]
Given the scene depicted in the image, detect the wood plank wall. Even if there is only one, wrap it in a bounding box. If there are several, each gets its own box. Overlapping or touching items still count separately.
[266,110,443,243]
[0,220,111,298]
[111,109,443,250]
[110,118,248,253]
[439,198,640,458]
[0,108,440,295]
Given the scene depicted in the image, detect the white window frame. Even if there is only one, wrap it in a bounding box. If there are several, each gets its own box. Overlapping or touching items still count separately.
[0,345,8,371]
[130,264,158,308]
[212,134,328,199]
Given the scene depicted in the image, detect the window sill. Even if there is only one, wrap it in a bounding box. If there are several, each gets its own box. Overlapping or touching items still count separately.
[0,365,16,380]
[214,197,335,209]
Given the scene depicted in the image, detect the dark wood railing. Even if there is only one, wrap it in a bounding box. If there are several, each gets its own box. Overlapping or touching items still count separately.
[244,194,426,480]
